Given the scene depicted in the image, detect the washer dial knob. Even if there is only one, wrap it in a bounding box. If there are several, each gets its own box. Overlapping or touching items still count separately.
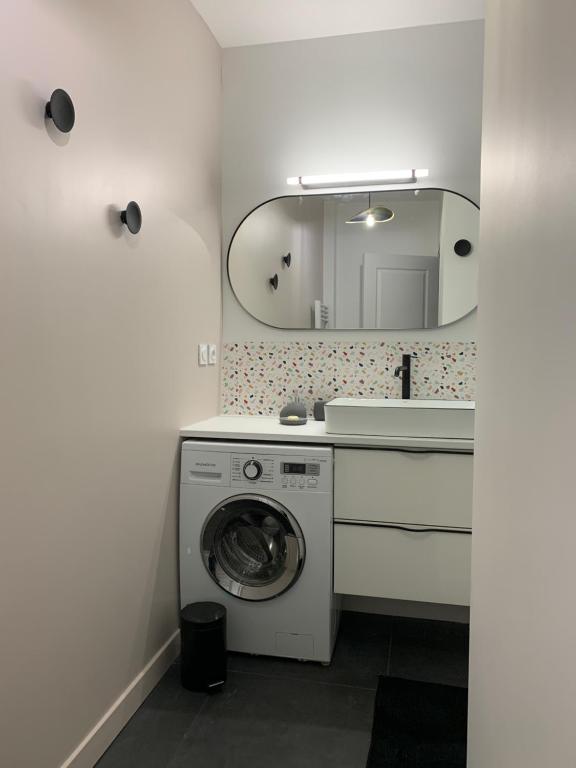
[243,460,263,480]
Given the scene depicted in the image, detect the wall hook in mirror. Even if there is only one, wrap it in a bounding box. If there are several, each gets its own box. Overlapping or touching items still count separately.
[282,252,292,268]
[45,89,75,133]
[120,201,142,234]
[269,274,279,290]
[454,239,472,257]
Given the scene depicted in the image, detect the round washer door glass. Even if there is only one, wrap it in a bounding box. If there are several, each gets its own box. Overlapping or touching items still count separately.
[201,495,305,601]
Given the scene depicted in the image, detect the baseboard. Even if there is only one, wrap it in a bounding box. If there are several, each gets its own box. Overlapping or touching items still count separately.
[342,596,470,624]
[60,630,181,768]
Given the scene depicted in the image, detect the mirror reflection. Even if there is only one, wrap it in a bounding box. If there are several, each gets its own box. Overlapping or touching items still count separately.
[228,189,479,330]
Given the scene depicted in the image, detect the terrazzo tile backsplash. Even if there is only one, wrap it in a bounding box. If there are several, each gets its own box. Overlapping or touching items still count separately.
[221,341,477,416]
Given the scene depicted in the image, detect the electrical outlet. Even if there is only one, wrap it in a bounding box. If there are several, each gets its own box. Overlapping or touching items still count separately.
[208,344,217,365]
[198,343,208,366]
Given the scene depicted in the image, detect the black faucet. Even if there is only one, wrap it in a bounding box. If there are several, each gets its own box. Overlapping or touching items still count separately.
[394,354,414,400]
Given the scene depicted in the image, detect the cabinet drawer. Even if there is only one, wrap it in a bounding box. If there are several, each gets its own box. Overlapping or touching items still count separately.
[334,523,471,606]
[335,448,473,528]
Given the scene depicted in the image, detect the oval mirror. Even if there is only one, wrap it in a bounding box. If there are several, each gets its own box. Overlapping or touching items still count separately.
[228,188,479,330]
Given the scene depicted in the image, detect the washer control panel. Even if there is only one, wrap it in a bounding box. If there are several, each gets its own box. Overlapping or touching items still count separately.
[230,452,331,492]
[280,461,321,490]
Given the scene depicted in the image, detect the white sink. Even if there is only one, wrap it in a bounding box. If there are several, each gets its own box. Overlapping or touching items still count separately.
[324,398,475,439]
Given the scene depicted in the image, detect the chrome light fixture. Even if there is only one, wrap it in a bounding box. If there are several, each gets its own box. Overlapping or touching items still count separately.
[346,193,394,227]
[287,169,429,189]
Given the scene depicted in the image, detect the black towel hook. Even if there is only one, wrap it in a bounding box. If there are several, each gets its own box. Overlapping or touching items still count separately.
[120,201,143,234]
[454,239,472,256]
[45,89,75,133]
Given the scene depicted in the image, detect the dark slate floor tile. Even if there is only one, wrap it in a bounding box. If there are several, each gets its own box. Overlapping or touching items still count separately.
[228,611,392,690]
[388,617,470,688]
[167,671,374,768]
[96,612,470,768]
[96,664,206,768]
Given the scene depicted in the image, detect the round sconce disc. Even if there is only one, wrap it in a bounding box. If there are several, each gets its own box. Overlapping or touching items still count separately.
[46,89,75,133]
[121,201,142,234]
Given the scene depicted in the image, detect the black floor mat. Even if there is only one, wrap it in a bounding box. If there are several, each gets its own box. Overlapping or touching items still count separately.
[366,676,468,767]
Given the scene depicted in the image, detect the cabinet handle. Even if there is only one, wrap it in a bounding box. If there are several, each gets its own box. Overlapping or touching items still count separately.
[336,519,472,535]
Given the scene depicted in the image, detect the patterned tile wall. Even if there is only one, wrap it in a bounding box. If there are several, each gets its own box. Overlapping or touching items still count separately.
[221,341,477,416]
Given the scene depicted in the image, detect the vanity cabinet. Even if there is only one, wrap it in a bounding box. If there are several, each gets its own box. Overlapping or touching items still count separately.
[334,447,473,605]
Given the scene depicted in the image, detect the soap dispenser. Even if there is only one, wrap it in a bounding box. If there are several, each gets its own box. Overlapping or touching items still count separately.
[279,394,308,426]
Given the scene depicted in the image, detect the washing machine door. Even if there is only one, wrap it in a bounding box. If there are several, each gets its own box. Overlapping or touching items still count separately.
[201,494,306,601]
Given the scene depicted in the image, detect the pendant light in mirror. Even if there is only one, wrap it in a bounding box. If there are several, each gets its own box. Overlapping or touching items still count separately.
[346,193,394,226]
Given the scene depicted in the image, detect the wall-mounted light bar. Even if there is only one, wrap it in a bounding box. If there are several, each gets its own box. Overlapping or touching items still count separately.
[286,169,429,189]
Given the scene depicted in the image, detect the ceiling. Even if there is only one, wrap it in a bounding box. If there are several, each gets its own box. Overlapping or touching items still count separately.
[191,0,484,48]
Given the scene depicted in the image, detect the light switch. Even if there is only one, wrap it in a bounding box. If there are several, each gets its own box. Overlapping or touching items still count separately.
[208,344,217,365]
[198,343,208,366]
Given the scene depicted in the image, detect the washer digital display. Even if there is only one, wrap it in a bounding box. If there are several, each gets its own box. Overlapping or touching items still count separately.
[282,462,306,475]
[281,462,320,476]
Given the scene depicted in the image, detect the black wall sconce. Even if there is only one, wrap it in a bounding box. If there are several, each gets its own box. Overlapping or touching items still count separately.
[120,201,142,234]
[454,239,472,257]
[282,252,292,268]
[269,274,279,290]
[45,89,75,133]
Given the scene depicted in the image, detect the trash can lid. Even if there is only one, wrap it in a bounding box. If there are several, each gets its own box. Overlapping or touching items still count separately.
[181,601,226,629]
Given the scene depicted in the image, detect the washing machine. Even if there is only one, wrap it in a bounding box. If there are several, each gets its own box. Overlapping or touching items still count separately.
[179,441,340,663]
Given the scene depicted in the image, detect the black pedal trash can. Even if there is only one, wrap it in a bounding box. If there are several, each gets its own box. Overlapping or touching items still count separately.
[180,602,227,693]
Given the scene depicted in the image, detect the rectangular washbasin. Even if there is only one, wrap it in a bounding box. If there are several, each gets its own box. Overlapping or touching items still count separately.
[324,398,475,439]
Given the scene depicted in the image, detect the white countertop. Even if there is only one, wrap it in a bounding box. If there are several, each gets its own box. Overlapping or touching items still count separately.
[180,415,474,452]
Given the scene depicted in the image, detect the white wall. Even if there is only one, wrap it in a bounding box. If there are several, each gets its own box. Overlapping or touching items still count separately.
[222,20,484,342]
[468,1,576,765]
[329,194,442,328]
[438,192,480,325]
[0,2,221,766]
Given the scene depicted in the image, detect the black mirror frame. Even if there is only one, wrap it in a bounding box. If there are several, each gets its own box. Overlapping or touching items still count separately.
[227,187,479,331]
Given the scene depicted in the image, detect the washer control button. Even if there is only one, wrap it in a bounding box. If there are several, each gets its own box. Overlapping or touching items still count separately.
[307,478,318,487]
[243,460,263,480]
